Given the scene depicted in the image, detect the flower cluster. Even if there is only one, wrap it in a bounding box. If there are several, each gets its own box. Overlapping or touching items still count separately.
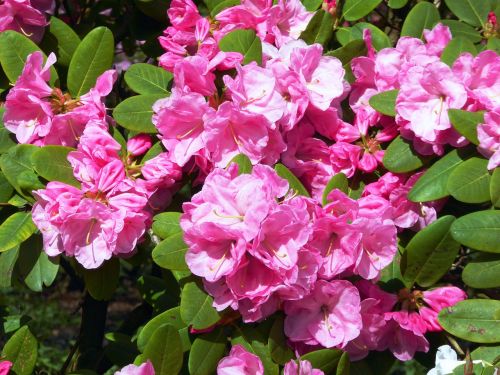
[32,123,181,268]
[0,0,53,42]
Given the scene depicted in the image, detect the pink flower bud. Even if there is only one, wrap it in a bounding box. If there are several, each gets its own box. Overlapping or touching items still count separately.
[0,360,13,375]
[127,134,152,156]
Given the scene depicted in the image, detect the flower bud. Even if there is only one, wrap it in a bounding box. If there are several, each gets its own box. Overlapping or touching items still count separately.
[127,134,152,156]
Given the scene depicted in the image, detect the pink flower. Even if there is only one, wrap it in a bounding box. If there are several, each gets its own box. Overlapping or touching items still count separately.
[115,360,155,375]
[284,280,362,348]
[174,55,216,96]
[423,23,452,56]
[267,0,313,47]
[329,142,362,178]
[420,287,467,332]
[0,0,52,42]
[477,108,500,170]
[127,134,152,156]
[283,359,324,375]
[217,345,264,375]
[0,360,13,375]
[167,0,201,30]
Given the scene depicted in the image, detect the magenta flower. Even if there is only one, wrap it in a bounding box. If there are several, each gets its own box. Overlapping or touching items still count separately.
[114,360,155,375]
[477,108,500,170]
[127,134,152,156]
[0,0,52,42]
[0,360,13,375]
[217,345,264,375]
[283,359,324,375]
[420,287,467,332]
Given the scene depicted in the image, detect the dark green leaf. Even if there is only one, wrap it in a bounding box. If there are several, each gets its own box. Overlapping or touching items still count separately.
[388,0,408,9]
[336,23,391,51]
[68,27,114,97]
[471,345,500,363]
[301,349,344,373]
[228,153,253,174]
[32,145,79,187]
[463,253,500,289]
[451,210,500,253]
[302,0,323,11]
[401,215,460,287]
[152,212,182,239]
[82,258,120,300]
[40,16,81,66]
[438,299,500,343]
[0,144,40,201]
[0,246,19,288]
[444,0,490,27]
[336,352,350,375]
[0,171,14,204]
[491,168,500,208]
[441,37,477,65]
[449,109,484,145]
[408,147,474,202]
[383,135,428,173]
[152,232,190,271]
[143,324,184,375]
[300,10,334,47]
[113,94,164,133]
[486,38,500,54]
[447,157,491,203]
[180,280,221,330]
[369,90,398,117]
[440,20,483,43]
[275,163,310,197]
[188,329,226,375]
[0,108,17,154]
[322,173,348,206]
[342,0,382,21]
[210,0,240,15]
[124,63,172,95]
[401,2,440,38]
[325,39,367,66]
[219,29,262,65]
[1,326,38,375]
[0,212,36,253]
[268,315,294,365]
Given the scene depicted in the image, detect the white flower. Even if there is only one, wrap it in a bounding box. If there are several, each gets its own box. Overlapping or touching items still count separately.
[427,345,494,375]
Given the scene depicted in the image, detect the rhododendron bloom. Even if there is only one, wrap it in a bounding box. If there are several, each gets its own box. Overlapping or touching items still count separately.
[127,134,152,156]
[477,108,500,170]
[0,0,52,42]
[420,287,467,332]
[0,360,13,375]
[283,359,324,375]
[114,360,155,375]
[284,280,361,348]
[217,345,264,375]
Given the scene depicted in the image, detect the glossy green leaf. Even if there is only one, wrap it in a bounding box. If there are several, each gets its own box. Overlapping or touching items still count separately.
[205,0,239,15]
[486,38,500,54]
[325,39,367,66]
[1,326,38,375]
[383,135,428,173]
[268,315,294,365]
[463,253,500,289]
[68,27,114,97]
[0,212,36,253]
[32,146,79,187]
[137,307,190,353]
[82,258,120,300]
[336,352,350,375]
[369,90,398,117]
[342,0,382,21]
[219,29,262,65]
[0,171,14,204]
[152,232,190,271]
[447,157,491,203]
[438,299,500,343]
[188,329,226,375]
[302,0,323,11]
[275,163,310,197]
[408,148,474,202]
[228,153,253,174]
[0,144,41,200]
[142,141,163,162]
[388,0,408,9]
[0,123,17,155]
[152,212,182,239]
[440,20,483,43]
[449,109,484,145]
[301,349,344,373]
[143,324,184,375]
[180,281,221,330]
[0,30,58,85]
[471,345,500,363]
[336,23,391,51]
[0,246,20,289]
[300,10,334,47]
[491,168,500,208]
[401,2,440,38]
[401,216,460,287]
[451,210,500,253]
[441,37,477,65]
[124,63,172,95]
[322,173,348,206]
[40,16,81,66]
[113,94,164,133]
[444,0,490,27]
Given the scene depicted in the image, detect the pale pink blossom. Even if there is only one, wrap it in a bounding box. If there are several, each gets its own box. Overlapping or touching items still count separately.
[477,108,500,170]
[283,359,324,375]
[217,345,264,375]
[115,360,155,375]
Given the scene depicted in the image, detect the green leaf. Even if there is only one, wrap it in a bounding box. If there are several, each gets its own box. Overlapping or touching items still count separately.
[67,27,114,97]
[143,324,184,375]
[0,246,20,289]
[32,145,79,186]
[408,147,474,202]
[438,299,500,344]
[401,215,460,287]
[302,0,323,11]
[401,2,440,38]
[0,212,36,253]
[486,38,500,54]
[180,280,221,330]
[0,144,41,201]
[104,333,139,367]
[451,210,500,253]
[137,307,190,353]
[152,232,189,271]
[268,315,294,365]
[447,157,491,203]
[300,10,334,47]
[124,63,172,95]
[383,135,428,173]
[219,29,262,65]
[0,171,14,204]
[301,349,344,373]
[82,258,120,300]
[440,20,483,43]
[342,0,382,21]
[188,329,226,375]
[336,352,350,375]
[369,90,398,117]
[491,168,500,208]
[0,108,17,154]
[152,212,182,239]
[471,345,500,363]
[322,173,348,206]
[325,39,367,65]
[388,0,408,9]
[113,94,164,133]
[463,253,500,289]
[142,141,163,162]
[210,0,240,15]
[441,37,477,65]
[336,23,391,51]
[228,153,253,175]
[275,163,310,197]
[444,0,490,27]
[448,109,484,145]
[40,16,81,66]
[1,326,38,375]
[17,235,59,292]
[0,30,58,85]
